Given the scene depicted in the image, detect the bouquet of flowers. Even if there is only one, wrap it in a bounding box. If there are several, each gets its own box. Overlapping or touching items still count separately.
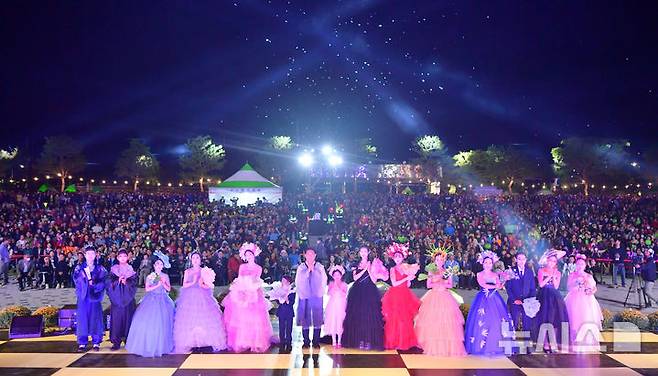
[498,268,519,283]
[229,276,261,306]
[522,297,541,318]
[200,266,216,287]
[371,258,389,281]
[147,272,160,284]
[266,281,294,304]
[399,262,420,277]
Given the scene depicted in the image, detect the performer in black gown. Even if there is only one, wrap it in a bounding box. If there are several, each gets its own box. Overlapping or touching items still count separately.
[342,246,388,350]
[107,248,138,350]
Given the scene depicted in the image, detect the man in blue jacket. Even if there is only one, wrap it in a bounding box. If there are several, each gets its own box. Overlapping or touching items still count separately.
[505,252,537,332]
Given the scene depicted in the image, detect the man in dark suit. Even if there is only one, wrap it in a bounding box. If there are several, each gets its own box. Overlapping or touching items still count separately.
[17,253,36,291]
[505,252,537,332]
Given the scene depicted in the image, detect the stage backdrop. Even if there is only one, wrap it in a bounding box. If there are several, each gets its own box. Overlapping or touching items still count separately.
[209,163,282,205]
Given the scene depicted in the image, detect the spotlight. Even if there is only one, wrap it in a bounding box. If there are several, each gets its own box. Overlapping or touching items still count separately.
[298,152,314,167]
[321,145,333,156]
[328,154,343,167]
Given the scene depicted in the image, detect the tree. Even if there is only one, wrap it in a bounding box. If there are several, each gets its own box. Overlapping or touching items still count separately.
[552,138,632,196]
[411,135,446,183]
[413,135,444,158]
[453,146,540,193]
[115,139,160,191]
[269,135,294,151]
[179,135,225,192]
[37,136,86,192]
[0,147,18,177]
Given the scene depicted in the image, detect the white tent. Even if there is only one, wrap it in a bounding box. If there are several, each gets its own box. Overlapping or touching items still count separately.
[208,163,282,205]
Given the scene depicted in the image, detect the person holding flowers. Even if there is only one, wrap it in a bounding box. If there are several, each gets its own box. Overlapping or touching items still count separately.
[381,242,420,350]
[173,252,227,353]
[464,250,514,355]
[126,251,175,357]
[534,249,570,353]
[324,264,348,348]
[414,245,466,356]
[223,242,273,352]
[343,246,389,350]
[107,248,138,350]
[564,254,602,352]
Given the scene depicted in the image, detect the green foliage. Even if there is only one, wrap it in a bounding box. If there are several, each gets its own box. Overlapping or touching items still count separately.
[414,135,444,158]
[269,136,294,150]
[115,139,160,189]
[648,311,658,332]
[179,135,226,191]
[602,308,614,329]
[459,303,470,321]
[168,287,179,301]
[0,305,32,329]
[37,136,86,192]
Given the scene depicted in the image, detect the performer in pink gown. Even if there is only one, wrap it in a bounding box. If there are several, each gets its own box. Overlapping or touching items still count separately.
[381,243,420,350]
[414,246,466,356]
[223,242,273,352]
[564,254,603,352]
[324,265,348,348]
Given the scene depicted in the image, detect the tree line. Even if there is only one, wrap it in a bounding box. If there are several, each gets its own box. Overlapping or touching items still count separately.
[1,134,656,195]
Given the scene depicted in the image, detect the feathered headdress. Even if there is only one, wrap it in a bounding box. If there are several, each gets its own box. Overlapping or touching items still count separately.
[426,243,452,261]
[328,265,345,277]
[153,250,171,269]
[477,250,499,265]
[386,242,410,258]
[239,242,262,261]
[539,248,566,266]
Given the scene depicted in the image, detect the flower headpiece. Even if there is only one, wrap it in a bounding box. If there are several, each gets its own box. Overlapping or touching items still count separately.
[328,265,345,277]
[575,253,587,262]
[426,243,452,261]
[538,248,566,266]
[477,250,499,265]
[386,242,410,258]
[239,242,262,261]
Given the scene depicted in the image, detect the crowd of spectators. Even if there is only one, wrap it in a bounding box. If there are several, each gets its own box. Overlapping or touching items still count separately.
[0,191,655,292]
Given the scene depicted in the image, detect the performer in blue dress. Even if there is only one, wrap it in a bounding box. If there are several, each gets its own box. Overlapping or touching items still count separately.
[464,251,514,356]
[126,251,175,357]
[73,246,108,352]
[534,249,570,353]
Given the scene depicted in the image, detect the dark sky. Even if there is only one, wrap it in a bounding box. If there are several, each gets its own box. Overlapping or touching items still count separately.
[1,1,657,176]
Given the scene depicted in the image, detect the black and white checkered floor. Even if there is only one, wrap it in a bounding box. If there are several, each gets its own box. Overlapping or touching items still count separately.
[1,331,658,376]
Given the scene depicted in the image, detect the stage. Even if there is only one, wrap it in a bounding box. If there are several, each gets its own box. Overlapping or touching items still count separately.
[1,332,658,375]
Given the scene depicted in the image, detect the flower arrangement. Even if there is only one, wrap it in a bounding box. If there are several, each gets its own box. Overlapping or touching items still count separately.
[399,262,420,277]
[33,306,60,327]
[616,309,649,330]
[239,242,262,261]
[147,272,161,285]
[371,258,389,281]
[647,311,658,332]
[459,303,470,321]
[267,281,294,304]
[200,266,216,287]
[601,308,614,329]
[386,242,410,259]
[498,268,520,283]
[0,305,32,329]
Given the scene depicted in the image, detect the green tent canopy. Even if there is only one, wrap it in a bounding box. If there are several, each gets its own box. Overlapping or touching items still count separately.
[208,163,282,205]
[37,184,49,193]
[64,184,77,193]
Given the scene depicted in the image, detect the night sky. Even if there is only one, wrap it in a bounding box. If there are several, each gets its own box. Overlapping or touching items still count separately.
[1,1,657,176]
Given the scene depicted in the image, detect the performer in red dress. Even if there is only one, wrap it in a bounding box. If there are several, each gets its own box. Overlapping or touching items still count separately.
[381,242,421,350]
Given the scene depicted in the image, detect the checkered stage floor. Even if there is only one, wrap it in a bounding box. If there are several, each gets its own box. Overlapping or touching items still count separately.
[1,331,658,376]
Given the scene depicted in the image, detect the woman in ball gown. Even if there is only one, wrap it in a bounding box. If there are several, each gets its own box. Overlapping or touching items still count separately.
[534,249,570,353]
[126,252,174,357]
[381,243,420,350]
[173,252,227,353]
[464,251,514,355]
[564,254,602,352]
[415,248,466,356]
[343,246,388,350]
[223,242,273,353]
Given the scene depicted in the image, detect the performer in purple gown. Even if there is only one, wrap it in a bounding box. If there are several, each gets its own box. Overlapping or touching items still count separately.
[73,246,108,352]
[107,248,137,350]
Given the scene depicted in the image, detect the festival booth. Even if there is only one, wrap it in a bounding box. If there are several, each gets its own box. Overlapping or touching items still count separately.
[208,163,282,205]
